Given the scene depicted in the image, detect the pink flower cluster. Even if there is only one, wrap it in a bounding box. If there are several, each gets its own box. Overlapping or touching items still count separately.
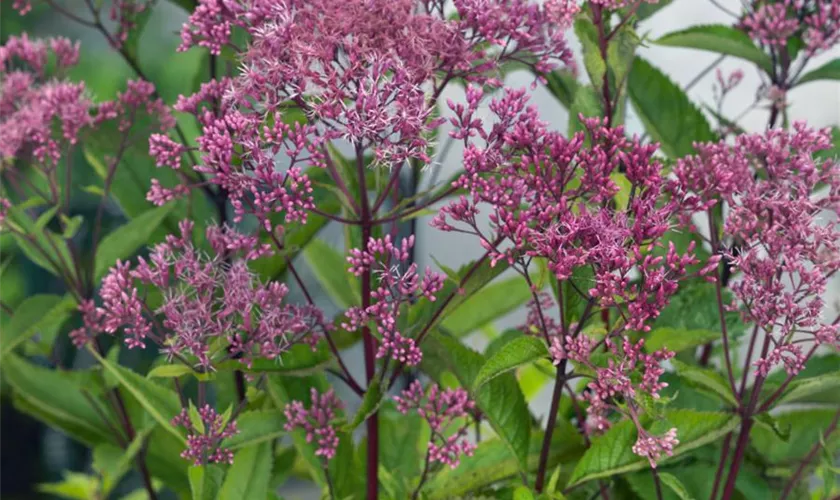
[78,221,325,369]
[588,0,660,10]
[284,388,343,461]
[172,405,239,465]
[394,381,476,469]
[343,235,445,366]
[557,335,678,466]
[672,123,840,377]
[741,0,840,55]
[436,87,715,333]
[166,0,578,206]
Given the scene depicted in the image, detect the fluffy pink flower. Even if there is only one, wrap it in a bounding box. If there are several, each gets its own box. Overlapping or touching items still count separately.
[284,389,343,461]
[172,405,239,465]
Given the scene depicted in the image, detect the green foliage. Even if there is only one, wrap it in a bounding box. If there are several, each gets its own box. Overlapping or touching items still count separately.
[219,442,273,500]
[93,203,175,280]
[795,59,840,86]
[628,57,716,158]
[473,336,549,391]
[654,25,773,73]
[0,294,76,357]
[441,277,533,337]
[303,237,360,307]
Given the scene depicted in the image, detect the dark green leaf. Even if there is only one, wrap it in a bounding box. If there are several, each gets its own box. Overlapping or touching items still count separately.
[344,378,385,431]
[774,372,840,407]
[659,472,696,500]
[654,25,773,73]
[473,336,549,391]
[302,237,359,307]
[219,442,273,500]
[1,294,75,357]
[5,205,75,278]
[94,204,175,280]
[628,57,716,158]
[635,0,673,19]
[752,409,840,465]
[796,59,840,86]
[568,410,739,486]
[544,70,579,108]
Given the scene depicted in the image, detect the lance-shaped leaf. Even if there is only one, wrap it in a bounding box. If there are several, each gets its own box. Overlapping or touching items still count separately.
[473,336,549,392]
[796,59,840,86]
[654,25,773,73]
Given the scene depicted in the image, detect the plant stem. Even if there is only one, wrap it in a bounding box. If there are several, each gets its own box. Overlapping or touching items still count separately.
[707,211,738,397]
[651,467,663,500]
[709,432,732,500]
[356,144,379,500]
[411,451,432,500]
[535,360,567,492]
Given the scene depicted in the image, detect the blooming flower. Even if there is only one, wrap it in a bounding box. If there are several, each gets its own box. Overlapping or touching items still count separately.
[284,388,343,461]
[172,405,239,465]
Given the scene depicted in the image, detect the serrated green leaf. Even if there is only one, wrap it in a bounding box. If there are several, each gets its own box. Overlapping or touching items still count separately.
[752,409,840,465]
[774,372,840,407]
[219,442,273,500]
[92,348,184,444]
[345,378,385,432]
[575,16,606,91]
[421,333,531,473]
[302,237,359,308]
[645,328,720,354]
[473,336,549,391]
[671,359,736,406]
[1,294,76,357]
[94,204,175,280]
[607,27,641,90]
[795,58,840,86]
[568,409,739,486]
[628,57,716,158]
[441,277,532,337]
[654,25,773,73]
[147,364,194,379]
[189,465,224,500]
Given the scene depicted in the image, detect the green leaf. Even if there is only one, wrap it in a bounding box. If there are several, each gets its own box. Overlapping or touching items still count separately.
[1,294,76,357]
[659,472,696,500]
[645,328,720,354]
[556,265,595,326]
[752,409,840,465]
[628,57,716,158]
[189,465,224,500]
[671,359,737,406]
[380,402,427,487]
[635,0,673,19]
[3,354,114,446]
[91,349,184,444]
[544,70,579,108]
[5,205,75,278]
[423,420,585,499]
[607,26,641,90]
[344,378,385,431]
[774,372,840,407]
[514,486,536,500]
[217,343,334,376]
[796,59,840,86]
[147,364,194,379]
[37,472,98,500]
[421,333,531,473]
[222,411,286,450]
[473,336,549,391]
[93,429,149,494]
[568,85,603,137]
[302,237,359,308]
[654,25,773,74]
[441,277,532,337]
[219,442,273,500]
[568,409,739,486]
[94,204,175,280]
[575,16,606,90]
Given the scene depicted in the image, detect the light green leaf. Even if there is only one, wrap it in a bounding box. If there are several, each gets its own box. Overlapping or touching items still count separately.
[752,409,840,465]
[654,25,773,73]
[91,348,184,444]
[575,16,606,90]
[473,336,549,391]
[421,333,531,473]
[189,465,224,500]
[219,442,273,500]
[147,364,194,379]
[568,410,739,486]
[441,277,532,337]
[302,237,359,308]
[645,328,720,354]
[423,420,585,499]
[628,57,716,158]
[514,486,536,500]
[672,359,737,406]
[659,472,696,500]
[568,85,603,137]
[607,26,641,89]
[94,204,175,280]
[222,411,286,450]
[797,59,840,85]
[775,372,840,407]
[1,294,76,357]
[37,472,98,500]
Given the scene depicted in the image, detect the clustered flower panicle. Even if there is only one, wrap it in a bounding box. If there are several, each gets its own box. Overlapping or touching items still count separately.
[75,221,325,369]
[284,388,344,461]
[172,405,239,465]
[740,0,840,55]
[672,123,840,377]
[343,235,445,366]
[395,381,476,469]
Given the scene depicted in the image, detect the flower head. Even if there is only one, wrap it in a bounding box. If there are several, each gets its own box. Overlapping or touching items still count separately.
[284,388,344,460]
